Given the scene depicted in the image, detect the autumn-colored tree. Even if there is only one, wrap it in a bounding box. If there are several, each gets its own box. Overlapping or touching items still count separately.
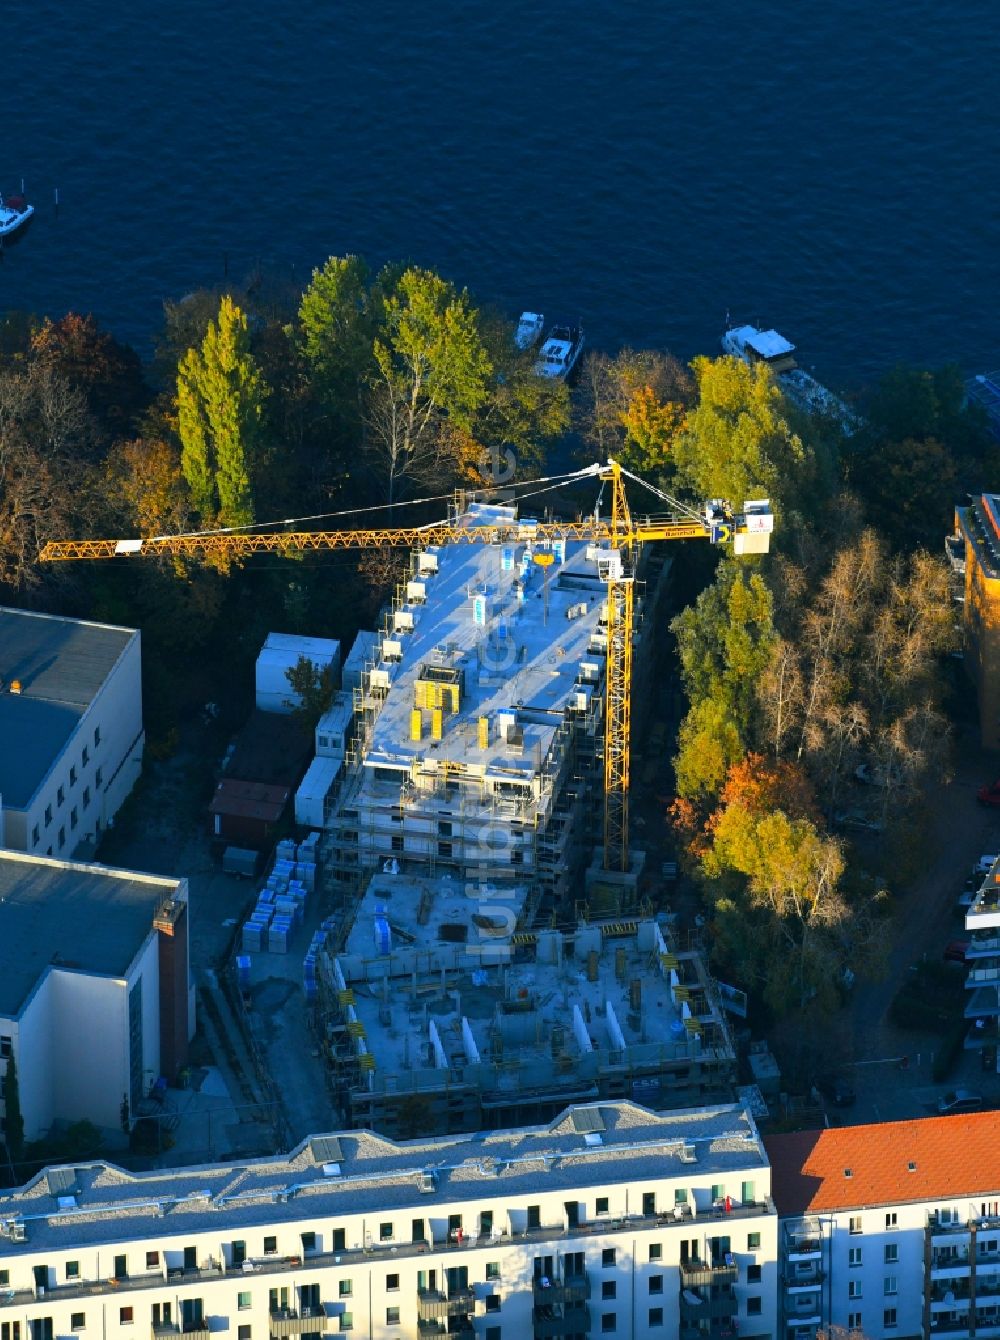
[578,347,693,475]
[31,312,148,439]
[103,437,190,539]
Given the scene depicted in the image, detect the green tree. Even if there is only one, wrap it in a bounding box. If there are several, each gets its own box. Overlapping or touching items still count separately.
[672,355,809,522]
[284,655,337,731]
[297,255,373,416]
[364,267,492,501]
[3,1051,24,1164]
[177,296,268,528]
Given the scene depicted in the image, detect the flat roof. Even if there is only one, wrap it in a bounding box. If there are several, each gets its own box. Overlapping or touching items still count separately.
[0,607,135,811]
[363,504,606,785]
[209,779,290,823]
[957,494,1000,582]
[0,851,182,1018]
[0,1101,767,1254]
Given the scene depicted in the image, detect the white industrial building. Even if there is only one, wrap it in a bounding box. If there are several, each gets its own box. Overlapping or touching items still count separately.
[0,851,194,1141]
[324,503,671,917]
[0,607,144,858]
[766,1111,1000,1340]
[0,1100,778,1340]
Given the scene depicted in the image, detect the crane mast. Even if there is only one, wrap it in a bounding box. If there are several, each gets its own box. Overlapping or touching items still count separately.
[39,460,772,878]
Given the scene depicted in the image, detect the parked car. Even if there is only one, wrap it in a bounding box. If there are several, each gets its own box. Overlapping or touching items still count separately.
[978,780,1000,807]
[833,809,885,834]
[815,1074,857,1107]
[943,940,970,964]
[937,1089,984,1115]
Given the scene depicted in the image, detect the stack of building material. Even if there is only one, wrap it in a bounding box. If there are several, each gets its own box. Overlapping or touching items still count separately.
[303,929,325,1004]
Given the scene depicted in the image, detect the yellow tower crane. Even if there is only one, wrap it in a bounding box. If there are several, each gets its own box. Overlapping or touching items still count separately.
[39,459,773,874]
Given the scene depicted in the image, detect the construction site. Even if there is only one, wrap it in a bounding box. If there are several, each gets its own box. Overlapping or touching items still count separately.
[39,461,771,1143]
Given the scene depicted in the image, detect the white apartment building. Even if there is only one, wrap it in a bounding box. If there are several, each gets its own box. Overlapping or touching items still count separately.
[0,852,194,1141]
[766,1111,1000,1340]
[0,607,144,859]
[964,859,1000,1071]
[0,1102,777,1340]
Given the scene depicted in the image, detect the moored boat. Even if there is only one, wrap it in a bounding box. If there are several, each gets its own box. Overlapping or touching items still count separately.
[0,191,34,243]
[514,311,545,350]
[534,323,585,379]
[722,320,856,431]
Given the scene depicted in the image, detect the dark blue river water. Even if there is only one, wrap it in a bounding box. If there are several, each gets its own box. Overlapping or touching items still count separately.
[5,0,1000,386]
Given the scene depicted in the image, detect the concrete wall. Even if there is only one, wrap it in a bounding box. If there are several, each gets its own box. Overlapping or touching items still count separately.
[46,969,130,1133]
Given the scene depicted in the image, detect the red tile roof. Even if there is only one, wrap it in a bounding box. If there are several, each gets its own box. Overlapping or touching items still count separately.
[765,1112,1000,1215]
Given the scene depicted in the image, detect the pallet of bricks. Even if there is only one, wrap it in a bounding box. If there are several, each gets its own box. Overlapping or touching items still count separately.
[303,916,337,1006]
[241,832,319,954]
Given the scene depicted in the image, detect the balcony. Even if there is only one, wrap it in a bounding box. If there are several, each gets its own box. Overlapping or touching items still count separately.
[416,1290,475,1321]
[532,1305,592,1339]
[679,1286,737,1320]
[533,1274,591,1305]
[151,1326,211,1340]
[680,1261,739,1288]
[268,1309,329,1337]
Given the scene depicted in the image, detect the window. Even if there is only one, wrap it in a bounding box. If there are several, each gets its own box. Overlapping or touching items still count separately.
[145,1252,159,1270]
[339,1281,352,1298]
[386,1274,399,1291]
[649,1275,663,1295]
[0,1264,7,1281]
[238,1328,251,1340]
[849,1215,862,1234]
[485,1331,501,1340]
[485,1263,500,1281]
[2,1323,21,1340]
[884,1308,898,1329]
[596,1197,609,1215]
[711,1183,724,1201]
[674,1188,687,1205]
[747,1264,762,1283]
[649,1309,664,1328]
[263,1237,277,1255]
[602,1248,616,1267]
[338,1318,352,1335]
[741,1180,755,1203]
[44,805,52,827]
[32,825,40,846]
[438,820,452,837]
[601,1316,616,1334]
[82,787,91,810]
[648,1243,662,1261]
[747,1297,762,1316]
[391,834,404,852]
[299,1231,315,1252]
[437,841,453,859]
[96,767,103,787]
[70,768,77,787]
[527,1204,541,1230]
[886,1212,897,1230]
[119,1310,133,1326]
[602,1282,617,1300]
[643,1192,656,1216]
[379,1222,393,1241]
[66,1262,80,1280]
[71,1316,84,1332]
[238,1293,251,1310]
[849,1247,862,1267]
[94,726,101,747]
[849,1281,862,1299]
[848,1314,862,1331]
[485,1295,500,1312]
[884,1276,897,1296]
[747,1230,760,1250]
[884,1243,899,1264]
[82,747,89,768]
[385,1309,400,1327]
[58,827,65,849]
[71,806,78,830]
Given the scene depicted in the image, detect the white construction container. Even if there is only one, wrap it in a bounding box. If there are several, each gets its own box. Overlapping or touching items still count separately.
[315,692,354,758]
[255,632,341,714]
[295,756,342,829]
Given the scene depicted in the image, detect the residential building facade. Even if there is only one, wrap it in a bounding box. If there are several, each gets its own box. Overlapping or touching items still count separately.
[0,1102,777,1340]
[767,1112,1000,1340]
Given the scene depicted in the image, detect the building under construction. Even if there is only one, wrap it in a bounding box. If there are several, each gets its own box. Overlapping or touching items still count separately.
[323,501,672,920]
[319,868,736,1137]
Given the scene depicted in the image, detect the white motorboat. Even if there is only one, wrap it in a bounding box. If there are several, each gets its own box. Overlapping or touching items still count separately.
[534,324,585,380]
[0,191,34,242]
[514,311,545,350]
[722,321,856,431]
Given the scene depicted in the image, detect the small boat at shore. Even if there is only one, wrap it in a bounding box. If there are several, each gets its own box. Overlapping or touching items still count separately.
[514,311,545,350]
[722,321,856,432]
[534,323,585,379]
[0,191,34,243]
